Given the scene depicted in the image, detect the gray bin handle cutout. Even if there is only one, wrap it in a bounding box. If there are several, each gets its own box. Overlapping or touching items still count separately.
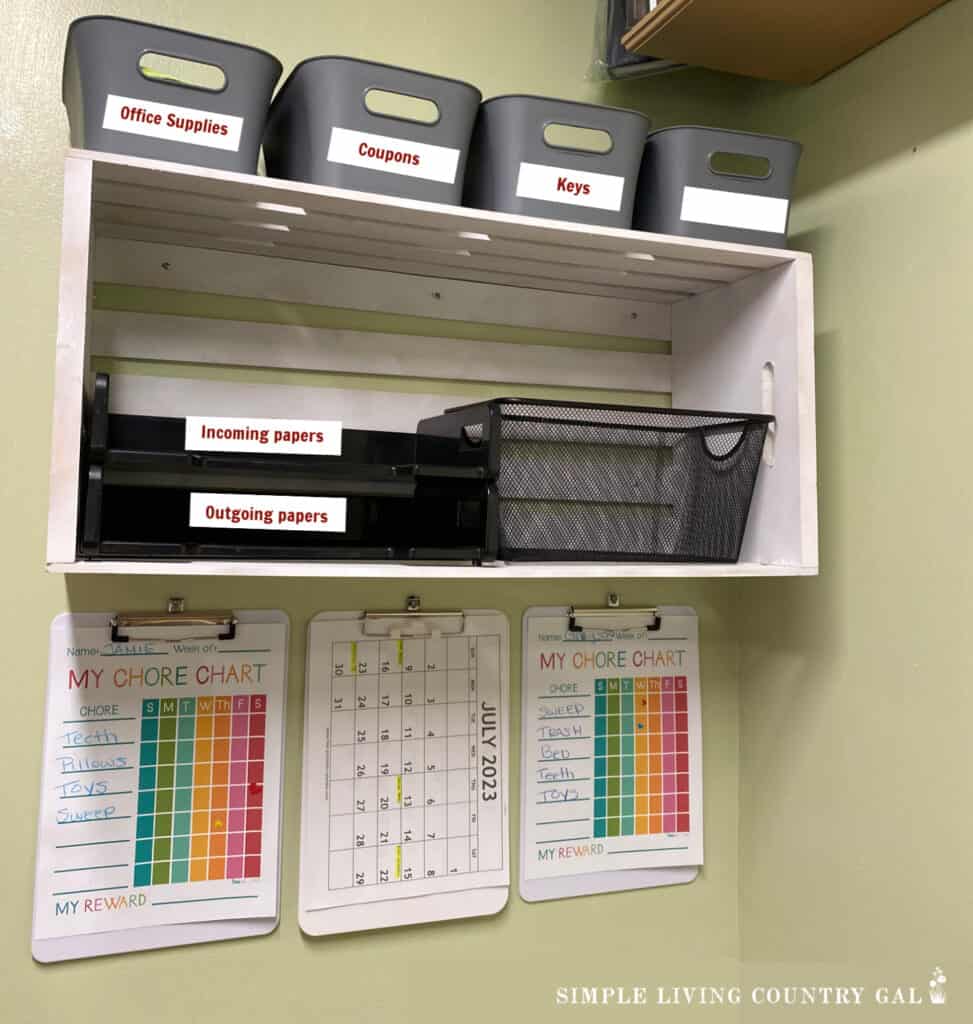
[116,27,267,106]
[542,122,614,155]
[137,51,228,93]
[363,87,440,126]
[708,150,772,181]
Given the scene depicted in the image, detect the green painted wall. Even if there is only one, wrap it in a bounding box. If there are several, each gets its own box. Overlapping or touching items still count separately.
[734,1,973,1017]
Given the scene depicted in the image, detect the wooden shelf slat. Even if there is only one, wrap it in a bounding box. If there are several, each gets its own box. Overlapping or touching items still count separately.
[50,559,816,580]
[622,0,950,84]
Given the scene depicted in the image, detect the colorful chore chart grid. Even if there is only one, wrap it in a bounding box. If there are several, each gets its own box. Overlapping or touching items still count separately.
[520,607,702,902]
[301,611,510,935]
[134,695,266,888]
[33,612,286,962]
[593,677,690,839]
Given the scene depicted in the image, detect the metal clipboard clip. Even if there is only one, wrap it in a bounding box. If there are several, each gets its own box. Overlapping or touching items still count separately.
[568,593,661,633]
[110,597,237,643]
[361,595,466,639]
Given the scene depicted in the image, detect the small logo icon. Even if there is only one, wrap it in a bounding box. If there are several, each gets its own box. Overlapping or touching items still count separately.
[929,967,947,1005]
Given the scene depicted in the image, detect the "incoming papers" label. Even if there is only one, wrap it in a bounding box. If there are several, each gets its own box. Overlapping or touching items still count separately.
[185,415,342,456]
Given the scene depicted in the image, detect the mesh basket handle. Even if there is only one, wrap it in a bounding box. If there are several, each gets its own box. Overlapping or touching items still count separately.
[700,423,748,461]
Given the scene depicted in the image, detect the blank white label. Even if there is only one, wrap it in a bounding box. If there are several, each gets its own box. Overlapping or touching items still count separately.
[102,94,243,151]
[189,493,348,532]
[680,186,789,234]
[327,126,460,183]
[185,415,342,456]
[515,161,625,212]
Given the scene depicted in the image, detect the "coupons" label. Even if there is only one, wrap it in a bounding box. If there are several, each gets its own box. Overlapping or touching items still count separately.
[185,416,342,456]
[102,94,243,152]
[326,127,460,184]
[189,494,348,533]
[515,161,625,212]
[680,186,789,235]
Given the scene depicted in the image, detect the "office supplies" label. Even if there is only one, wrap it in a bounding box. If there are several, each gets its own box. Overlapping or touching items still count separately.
[515,162,625,212]
[185,416,343,456]
[102,94,243,151]
[680,186,789,234]
[327,127,460,183]
[189,493,348,532]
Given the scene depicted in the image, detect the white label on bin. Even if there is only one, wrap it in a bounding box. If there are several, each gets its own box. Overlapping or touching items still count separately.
[514,161,625,212]
[102,94,243,152]
[326,126,460,183]
[680,186,789,234]
[185,416,342,456]
[189,493,348,532]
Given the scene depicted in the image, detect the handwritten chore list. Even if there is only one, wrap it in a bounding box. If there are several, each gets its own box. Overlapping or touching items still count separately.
[33,611,287,961]
[520,606,702,902]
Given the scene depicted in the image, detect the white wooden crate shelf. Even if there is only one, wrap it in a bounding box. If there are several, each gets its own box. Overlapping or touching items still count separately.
[47,149,818,579]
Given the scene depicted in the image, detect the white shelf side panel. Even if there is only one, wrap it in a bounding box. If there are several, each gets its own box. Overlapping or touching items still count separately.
[671,257,818,571]
[47,156,94,565]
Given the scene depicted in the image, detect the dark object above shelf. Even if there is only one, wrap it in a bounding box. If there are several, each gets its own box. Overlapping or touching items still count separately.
[621,0,950,84]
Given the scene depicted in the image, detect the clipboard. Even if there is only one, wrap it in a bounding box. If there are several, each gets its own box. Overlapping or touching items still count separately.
[520,602,702,903]
[33,604,289,962]
[301,601,509,935]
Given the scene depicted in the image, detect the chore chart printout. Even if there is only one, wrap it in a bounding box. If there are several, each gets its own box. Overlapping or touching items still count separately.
[301,610,509,934]
[521,607,703,901]
[32,611,287,960]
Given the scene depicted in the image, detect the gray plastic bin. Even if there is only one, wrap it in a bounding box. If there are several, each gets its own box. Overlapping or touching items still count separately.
[633,126,802,248]
[463,95,650,228]
[63,16,281,173]
[263,58,481,204]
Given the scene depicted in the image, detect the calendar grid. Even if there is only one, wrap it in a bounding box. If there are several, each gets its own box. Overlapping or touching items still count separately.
[327,635,489,890]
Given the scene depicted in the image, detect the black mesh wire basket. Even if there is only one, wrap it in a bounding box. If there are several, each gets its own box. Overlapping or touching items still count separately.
[416,399,774,562]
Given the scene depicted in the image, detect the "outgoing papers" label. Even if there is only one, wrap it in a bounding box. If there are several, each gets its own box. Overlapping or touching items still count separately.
[189,493,348,533]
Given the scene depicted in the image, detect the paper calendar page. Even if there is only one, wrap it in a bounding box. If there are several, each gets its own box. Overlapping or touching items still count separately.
[521,607,703,892]
[33,613,287,953]
[301,611,509,934]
